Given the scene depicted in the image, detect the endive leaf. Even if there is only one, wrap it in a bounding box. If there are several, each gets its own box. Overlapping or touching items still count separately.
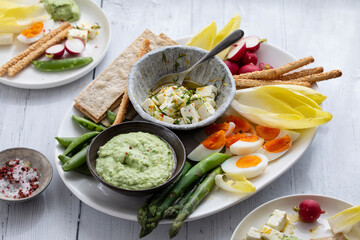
[328,205,360,234]
[186,21,217,51]
[274,85,327,105]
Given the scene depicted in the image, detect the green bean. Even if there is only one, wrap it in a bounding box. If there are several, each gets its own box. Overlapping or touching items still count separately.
[62,145,89,171]
[55,137,76,148]
[106,110,116,124]
[72,115,106,132]
[63,131,98,156]
[32,57,93,72]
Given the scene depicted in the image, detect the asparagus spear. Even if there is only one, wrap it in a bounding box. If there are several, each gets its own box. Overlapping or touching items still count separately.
[137,161,192,226]
[169,166,223,238]
[138,153,230,238]
[163,175,205,219]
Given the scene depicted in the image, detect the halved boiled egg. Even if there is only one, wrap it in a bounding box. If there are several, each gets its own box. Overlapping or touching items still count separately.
[215,174,256,193]
[255,125,300,142]
[187,130,226,161]
[221,153,268,179]
[226,133,264,155]
[256,134,292,161]
[17,20,54,44]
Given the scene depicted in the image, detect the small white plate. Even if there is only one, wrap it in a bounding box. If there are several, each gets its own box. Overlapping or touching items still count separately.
[55,38,319,222]
[231,194,353,240]
[0,0,111,89]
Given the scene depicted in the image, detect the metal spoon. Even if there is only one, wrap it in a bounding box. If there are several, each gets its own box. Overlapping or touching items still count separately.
[155,29,244,88]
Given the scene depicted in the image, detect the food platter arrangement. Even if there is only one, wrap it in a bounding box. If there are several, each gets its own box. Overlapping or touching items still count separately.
[1,2,359,240]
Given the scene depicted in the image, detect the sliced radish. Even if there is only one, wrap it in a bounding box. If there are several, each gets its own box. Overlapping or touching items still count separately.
[65,38,85,55]
[259,62,274,70]
[226,40,246,61]
[243,36,266,52]
[45,44,65,59]
[238,63,261,74]
[224,60,239,75]
[241,52,258,65]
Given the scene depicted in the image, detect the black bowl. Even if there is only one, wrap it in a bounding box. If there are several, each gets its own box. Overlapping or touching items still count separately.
[87,121,186,196]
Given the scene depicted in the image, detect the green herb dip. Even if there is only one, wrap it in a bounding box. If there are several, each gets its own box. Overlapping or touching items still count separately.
[96,132,174,190]
[42,0,80,22]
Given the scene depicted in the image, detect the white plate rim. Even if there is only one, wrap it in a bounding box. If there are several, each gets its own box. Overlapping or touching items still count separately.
[0,0,111,89]
[54,37,319,222]
[230,194,354,240]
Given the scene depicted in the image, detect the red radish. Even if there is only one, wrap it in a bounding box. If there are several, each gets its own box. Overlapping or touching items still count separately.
[224,60,239,75]
[298,199,325,222]
[65,38,85,55]
[243,36,267,52]
[45,44,65,59]
[259,62,274,70]
[226,41,246,61]
[241,52,258,65]
[238,63,261,74]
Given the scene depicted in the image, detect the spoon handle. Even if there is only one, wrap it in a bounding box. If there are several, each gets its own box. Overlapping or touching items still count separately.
[189,29,244,71]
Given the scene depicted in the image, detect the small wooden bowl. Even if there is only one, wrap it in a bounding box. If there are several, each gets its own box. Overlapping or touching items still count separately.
[0,148,53,202]
[87,121,186,196]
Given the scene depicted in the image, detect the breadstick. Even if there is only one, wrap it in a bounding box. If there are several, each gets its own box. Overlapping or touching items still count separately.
[7,25,73,77]
[113,39,151,125]
[235,56,315,79]
[292,70,342,83]
[235,79,311,88]
[0,22,71,76]
[268,67,324,80]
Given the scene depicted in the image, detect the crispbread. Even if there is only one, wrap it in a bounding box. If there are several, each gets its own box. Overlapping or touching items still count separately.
[74,29,177,123]
[159,33,178,45]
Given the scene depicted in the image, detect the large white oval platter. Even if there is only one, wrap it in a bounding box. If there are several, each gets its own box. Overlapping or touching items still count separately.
[231,194,353,240]
[55,37,318,222]
[0,0,111,89]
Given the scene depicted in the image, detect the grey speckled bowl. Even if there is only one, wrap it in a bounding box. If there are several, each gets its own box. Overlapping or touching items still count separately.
[128,45,236,130]
[0,148,53,202]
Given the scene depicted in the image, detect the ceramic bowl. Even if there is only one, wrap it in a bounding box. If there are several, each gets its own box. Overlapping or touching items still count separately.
[0,148,53,202]
[128,45,236,130]
[87,121,186,196]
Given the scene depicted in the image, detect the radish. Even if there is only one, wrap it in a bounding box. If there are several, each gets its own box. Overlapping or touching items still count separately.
[45,44,65,59]
[226,41,246,61]
[224,60,239,75]
[243,36,267,52]
[238,63,261,74]
[65,38,85,55]
[241,52,258,65]
[259,62,274,70]
[298,199,325,222]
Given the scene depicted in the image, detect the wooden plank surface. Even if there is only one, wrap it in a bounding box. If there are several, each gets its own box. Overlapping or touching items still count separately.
[0,0,359,239]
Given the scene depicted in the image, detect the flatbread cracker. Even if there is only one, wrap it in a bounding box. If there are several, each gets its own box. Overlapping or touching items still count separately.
[74,29,177,122]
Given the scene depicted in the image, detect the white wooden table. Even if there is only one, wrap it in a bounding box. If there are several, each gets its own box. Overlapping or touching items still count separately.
[1,0,359,239]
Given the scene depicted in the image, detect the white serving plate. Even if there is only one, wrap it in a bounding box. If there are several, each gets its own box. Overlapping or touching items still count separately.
[54,37,318,222]
[0,0,111,89]
[231,194,353,240]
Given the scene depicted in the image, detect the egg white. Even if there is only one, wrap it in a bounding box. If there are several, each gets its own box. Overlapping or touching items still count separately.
[221,153,268,179]
[256,138,292,162]
[229,135,264,155]
[187,144,223,162]
[277,129,300,142]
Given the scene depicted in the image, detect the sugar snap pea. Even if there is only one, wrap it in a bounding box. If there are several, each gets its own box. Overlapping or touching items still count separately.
[55,137,76,148]
[72,115,106,132]
[32,57,93,72]
[62,145,89,171]
[58,154,91,175]
[106,110,116,124]
[58,154,70,164]
[63,131,98,156]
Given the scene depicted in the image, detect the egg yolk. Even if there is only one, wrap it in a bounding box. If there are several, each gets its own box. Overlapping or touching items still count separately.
[236,155,262,168]
[263,135,291,153]
[255,125,280,141]
[21,22,44,38]
[225,133,258,148]
[224,115,252,133]
[202,130,226,150]
[205,122,230,135]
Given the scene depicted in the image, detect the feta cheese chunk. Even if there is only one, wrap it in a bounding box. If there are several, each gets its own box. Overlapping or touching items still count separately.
[67,29,88,43]
[159,96,181,117]
[190,94,204,109]
[181,103,200,124]
[197,102,215,120]
[141,98,161,118]
[245,227,262,240]
[77,22,99,39]
[204,97,216,108]
[196,85,218,99]
[266,209,288,232]
[157,86,176,104]
[162,115,175,124]
[0,33,13,45]
[260,225,285,240]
